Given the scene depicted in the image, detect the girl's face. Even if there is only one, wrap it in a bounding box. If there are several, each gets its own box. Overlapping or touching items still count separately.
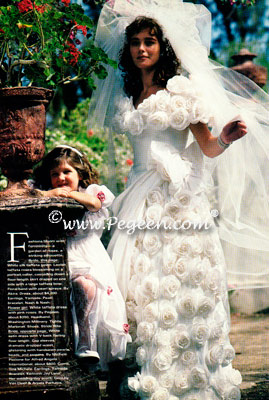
[50,161,80,191]
[129,28,160,71]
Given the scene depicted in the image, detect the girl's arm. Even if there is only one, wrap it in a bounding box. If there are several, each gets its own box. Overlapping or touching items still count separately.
[190,120,247,158]
[41,188,101,212]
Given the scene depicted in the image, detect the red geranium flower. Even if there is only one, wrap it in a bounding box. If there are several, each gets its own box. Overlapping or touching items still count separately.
[126,159,133,166]
[17,0,33,13]
[61,0,70,6]
[97,191,106,202]
[123,324,130,334]
[64,41,81,66]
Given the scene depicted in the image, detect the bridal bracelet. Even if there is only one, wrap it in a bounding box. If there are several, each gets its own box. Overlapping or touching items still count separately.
[217,135,231,150]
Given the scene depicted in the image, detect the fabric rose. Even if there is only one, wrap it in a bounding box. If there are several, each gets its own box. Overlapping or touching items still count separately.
[160,275,181,299]
[206,343,224,368]
[137,94,157,116]
[225,368,242,386]
[146,187,165,206]
[162,249,178,275]
[171,237,192,257]
[166,76,194,95]
[170,94,187,112]
[128,373,141,392]
[160,302,178,328]
[117,95,133,114]
[188,98,208,125]
[143,231,162,255]
[174,372,189,395]
[134,253,151,276]
[224,386,241,400]
[126,300,137,322]
[127,274,140,300]
[135,287,151,308]
[170,109,190,131]
[222,345,236,366]
[147,111,170,131]
[177,295,196,319]
[155,90,171,112]
[160,216,178,243]
[154,328,171,347]
[159,371,174,389]
[188,367,208,389]
[164,199,182,220]
[188,260,206,286]
[136,346,148,366]
[143,302,159,323]
[137,321,155,343]
[141,275,159,300]
[140,375,159,395]
[202,268,221,296]
[196,295,214,317]
[151,388,169,400]
[124,109,144,135]
[173,257,189,282]
[209,322,223,340]
[171,325,190,350]
[146,204,163,224]
[153,350,173,371]
[181,350,198,366]
[173,190,192,207]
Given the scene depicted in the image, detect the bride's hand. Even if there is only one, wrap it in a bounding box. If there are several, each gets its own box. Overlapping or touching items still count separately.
[220,120,247,144]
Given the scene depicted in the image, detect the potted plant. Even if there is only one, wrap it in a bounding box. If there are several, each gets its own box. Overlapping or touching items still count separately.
[0,0,116,195]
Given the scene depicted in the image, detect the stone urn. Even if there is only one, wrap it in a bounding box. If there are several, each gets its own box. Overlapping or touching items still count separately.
[0,86,54,197]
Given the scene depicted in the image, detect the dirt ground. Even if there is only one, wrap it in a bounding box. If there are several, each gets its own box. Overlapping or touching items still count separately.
[230,312,269,399]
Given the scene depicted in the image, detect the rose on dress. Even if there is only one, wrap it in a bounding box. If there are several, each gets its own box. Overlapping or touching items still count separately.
[159,370,174,389]
[146,187,165,206]
[160,302,178,328]
[141,275,160,300]
[171,325,190,350]
[134,253,151,276]
[147,111,170,131]
[153,349,173,371]
[177,294,197,319]
[145,204,163,224]
[151,387,170,400]
[124,109,144,135]
[143,231,162,255]
[160,275,181,299]
[174,371,189,395]
[143,302,159,323]
[188,367,208,389]
[170,108,190,131]
[206,343,224,368]
[136,346,148,366]
[154,328,171,347]
[140,375,159,395]
[166,75,194,95]
[181,350,198,366]
[137,321,155,343]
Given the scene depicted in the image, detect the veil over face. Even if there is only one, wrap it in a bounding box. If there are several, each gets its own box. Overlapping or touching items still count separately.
[88,0,269,289]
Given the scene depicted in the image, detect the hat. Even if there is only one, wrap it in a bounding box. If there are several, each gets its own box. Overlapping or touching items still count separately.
[231,48,257,60]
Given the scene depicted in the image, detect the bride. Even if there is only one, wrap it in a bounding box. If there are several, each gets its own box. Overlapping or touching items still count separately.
[89,1,269,399]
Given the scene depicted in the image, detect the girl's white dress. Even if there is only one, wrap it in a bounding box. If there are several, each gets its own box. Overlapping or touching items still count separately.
[67,184,131,371]
[108,76,242,399]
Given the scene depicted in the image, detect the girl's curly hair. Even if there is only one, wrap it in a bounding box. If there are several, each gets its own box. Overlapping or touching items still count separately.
[119,16,181,102]
[34,147,99,190]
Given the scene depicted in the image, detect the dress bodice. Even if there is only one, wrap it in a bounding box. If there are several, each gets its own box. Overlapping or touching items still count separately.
[127,127,190,180]
[113,75,212,185]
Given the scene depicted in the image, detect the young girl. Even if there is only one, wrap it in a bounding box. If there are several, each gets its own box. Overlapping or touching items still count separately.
[34,145,131,371]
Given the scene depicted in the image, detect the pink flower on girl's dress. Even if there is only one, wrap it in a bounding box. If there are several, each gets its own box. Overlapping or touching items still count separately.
[107,286,113,295]
[97,191,106,202]
[123,324,130,334]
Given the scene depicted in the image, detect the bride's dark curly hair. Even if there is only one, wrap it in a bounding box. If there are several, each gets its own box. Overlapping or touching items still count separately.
[119,16,181,102]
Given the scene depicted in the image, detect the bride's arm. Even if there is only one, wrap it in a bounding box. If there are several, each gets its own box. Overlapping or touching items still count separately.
[190,120,247,158]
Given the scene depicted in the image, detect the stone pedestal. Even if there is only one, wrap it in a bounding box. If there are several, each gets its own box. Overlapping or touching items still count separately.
[0,198,100,399]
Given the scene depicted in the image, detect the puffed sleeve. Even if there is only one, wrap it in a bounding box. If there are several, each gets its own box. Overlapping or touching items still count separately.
[80,184,115,224]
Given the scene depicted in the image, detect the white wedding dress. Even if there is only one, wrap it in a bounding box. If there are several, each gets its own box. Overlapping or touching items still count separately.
[108,76,242,400]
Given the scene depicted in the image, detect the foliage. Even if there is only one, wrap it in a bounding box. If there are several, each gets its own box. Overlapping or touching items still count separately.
[0,0,117,88]
[43,98,133,195]
[221,0,255,5]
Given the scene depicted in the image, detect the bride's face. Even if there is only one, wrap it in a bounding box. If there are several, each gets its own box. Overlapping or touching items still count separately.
[129,28,160,71]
